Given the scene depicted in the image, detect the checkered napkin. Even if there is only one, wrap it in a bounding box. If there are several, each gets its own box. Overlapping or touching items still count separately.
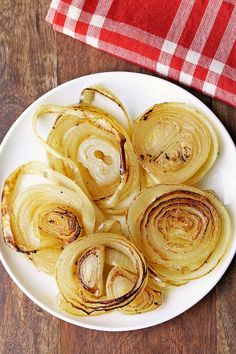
[46,0,236,107]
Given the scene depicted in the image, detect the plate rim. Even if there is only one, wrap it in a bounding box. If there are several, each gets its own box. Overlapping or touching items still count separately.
[0,71,235,331]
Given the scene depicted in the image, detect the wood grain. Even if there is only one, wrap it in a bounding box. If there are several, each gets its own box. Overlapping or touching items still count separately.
[60,291,216,354]
[216,259,236,354]
[212,100,236,144]
[0,1,235,354]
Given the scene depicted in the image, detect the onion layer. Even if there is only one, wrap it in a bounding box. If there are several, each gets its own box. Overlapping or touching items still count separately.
[1,162,101,263]
[56,233,148,315]
[33,86,139,214]
[133,103,218,184]
[127,184,231,285]
[106,267,162,314]
[29,248,62,276]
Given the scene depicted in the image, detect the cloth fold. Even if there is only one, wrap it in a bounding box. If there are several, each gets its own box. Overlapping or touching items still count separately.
[46,0,236,107]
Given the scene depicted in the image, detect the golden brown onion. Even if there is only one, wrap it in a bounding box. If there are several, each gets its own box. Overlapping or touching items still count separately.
[78,246,105,297]
[106,267,162,314]
[133,103,218,184]
[1,162,102,272]
[127,184,231,285]
[56,233,148,315]
[32,87,139,214]
[80,85,131,135]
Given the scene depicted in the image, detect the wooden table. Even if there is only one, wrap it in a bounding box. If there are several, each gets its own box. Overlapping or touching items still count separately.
[0,2,235,353]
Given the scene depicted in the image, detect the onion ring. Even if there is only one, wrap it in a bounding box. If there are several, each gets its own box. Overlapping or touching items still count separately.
[127,184,231,285]
[1,161,102,273]
[33,87,139,214]
[56,233,148,315]
[133,103,218,184]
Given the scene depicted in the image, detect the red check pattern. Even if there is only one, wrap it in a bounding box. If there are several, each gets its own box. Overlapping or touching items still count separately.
[46,0,236,107]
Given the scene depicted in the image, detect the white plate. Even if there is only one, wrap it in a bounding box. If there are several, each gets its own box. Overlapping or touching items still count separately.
[0,72,235,332]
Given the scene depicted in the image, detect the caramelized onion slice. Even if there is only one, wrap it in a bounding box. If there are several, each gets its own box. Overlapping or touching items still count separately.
[78,246,105,297]
[106,267,162,314]
[127,184,231,285]
[80,85,131,135]
[1,161,99,253]
[56,233,147,315]
[133,103,218,184]
[33,88,139,214]
[105,248,134,273]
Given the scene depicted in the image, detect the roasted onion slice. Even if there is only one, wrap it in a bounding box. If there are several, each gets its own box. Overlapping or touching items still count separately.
[133,103,218,184]
[78,246,105,297]
[1,161,100,256]
[80,85,131,135]
[127,185,231,285]
[33,87,139,214]
[56,233,148,315]
[106,268,162,314]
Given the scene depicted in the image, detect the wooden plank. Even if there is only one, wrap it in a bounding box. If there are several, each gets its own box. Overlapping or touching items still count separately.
[0,265,60,354]
[212,99,236,354]
[60,292,216,354]
[216,261,236,354]
[212,100,236,144]
[0,1,59,353]
[56,37,217,354]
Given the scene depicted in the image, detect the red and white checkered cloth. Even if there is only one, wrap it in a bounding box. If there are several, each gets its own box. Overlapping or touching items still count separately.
[46,0,236,107]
